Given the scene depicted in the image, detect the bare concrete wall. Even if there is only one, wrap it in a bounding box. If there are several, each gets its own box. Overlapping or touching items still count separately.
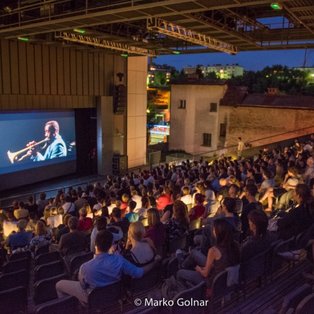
[220,106,314,148]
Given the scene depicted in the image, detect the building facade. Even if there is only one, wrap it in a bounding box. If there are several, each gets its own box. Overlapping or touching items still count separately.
[170,82,314,156]
[169,82,227,154]
[202,64,244,79]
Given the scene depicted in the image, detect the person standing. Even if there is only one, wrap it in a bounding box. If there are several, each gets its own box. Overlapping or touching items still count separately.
[237,137,245,158]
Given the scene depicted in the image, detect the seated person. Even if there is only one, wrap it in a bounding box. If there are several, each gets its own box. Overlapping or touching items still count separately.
[90,217,107,253]
[160,203,173,224]
[177,219,240,289]
[125,200,139,223]
[47,207,64,229]
[241,184,263,240]
[261,166,299,211]
[55,214,71,243]
[2,210,18,239]
[277,184,314,240]
[108,207,130,237]
[135,196,150,219]
[145,207,166,256]
[199,197,241,257]
[58,217,88,261]
[13,202,29,221]
[180,186,193,210]
[6,219,32,253]
[241,209,273,262]
[78,207,93,233]
[189,193,205,222]
[56,230,158,304]
[165,200,189,242]
[125,221,155,266]
[29,220,52,253]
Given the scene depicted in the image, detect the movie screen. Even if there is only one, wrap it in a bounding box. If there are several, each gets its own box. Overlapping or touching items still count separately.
[0,111,76,175]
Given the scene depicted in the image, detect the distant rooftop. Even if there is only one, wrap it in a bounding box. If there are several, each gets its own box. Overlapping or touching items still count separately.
[241,94,314,109]
[221,87,314,109]
[171,78,226,85]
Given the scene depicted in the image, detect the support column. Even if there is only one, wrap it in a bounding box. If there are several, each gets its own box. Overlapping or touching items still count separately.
[127,56,148,168]
[97,96,114,175]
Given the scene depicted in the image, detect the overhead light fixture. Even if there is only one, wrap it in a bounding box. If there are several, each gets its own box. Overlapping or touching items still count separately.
[18,37,29,42]
[270,3,283,10]
[73,28,86,34]
[147,18,237,55]
[172,50,181,55]
[55,32,157,57]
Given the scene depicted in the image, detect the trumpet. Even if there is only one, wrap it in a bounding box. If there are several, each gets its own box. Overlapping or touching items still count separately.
[7,138,49,164]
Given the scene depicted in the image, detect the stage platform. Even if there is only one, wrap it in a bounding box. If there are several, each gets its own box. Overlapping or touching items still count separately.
[0,173,106,208]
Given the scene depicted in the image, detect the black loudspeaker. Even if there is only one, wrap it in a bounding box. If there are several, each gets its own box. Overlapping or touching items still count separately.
[112,154,128,175]
[113,84,127,114]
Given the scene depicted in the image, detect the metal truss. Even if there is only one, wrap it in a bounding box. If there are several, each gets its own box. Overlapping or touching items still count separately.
[147,18,238,54]
[55,32,157,56]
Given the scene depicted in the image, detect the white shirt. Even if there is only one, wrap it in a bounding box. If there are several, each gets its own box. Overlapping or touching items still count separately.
[47,214,63,228]
[132,195,142,210]
[181,194,193,206]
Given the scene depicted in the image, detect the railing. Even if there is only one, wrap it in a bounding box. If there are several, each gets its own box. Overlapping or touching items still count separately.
[166,125,314,163]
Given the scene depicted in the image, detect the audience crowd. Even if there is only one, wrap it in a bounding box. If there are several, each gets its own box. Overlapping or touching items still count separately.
[0,135,314,310]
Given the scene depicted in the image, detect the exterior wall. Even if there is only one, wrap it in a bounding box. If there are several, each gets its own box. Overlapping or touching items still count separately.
[220,106,314,148]
[127,56,147,168]
[0,39,126,109]
[170,84,227,154]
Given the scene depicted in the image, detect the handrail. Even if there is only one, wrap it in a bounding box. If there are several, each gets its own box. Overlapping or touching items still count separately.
[194,125,314,158]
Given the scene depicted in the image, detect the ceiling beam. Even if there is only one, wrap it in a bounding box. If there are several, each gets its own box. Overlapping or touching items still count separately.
[55,31,157,56]
[186,13,260,47]
[289,5,314,13]
[0,0,290,38]
[283,4,314,35]
[147,18,238,54]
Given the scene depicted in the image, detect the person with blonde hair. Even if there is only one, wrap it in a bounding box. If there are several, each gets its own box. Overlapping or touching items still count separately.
[29,220,52,252]
[47,207,63,228]
[126,221,155,266]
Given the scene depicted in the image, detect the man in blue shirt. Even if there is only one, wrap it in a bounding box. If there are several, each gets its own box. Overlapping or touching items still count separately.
[6,219,32,253]
[56,229,157,304]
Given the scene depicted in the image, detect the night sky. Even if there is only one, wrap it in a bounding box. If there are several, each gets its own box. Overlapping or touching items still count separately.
[154,49,314,71]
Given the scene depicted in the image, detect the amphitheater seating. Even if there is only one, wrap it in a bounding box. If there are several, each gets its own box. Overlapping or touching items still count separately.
[35,296,79,314]
[0,286,27,314]
[0,269,29,292]
[35,251,61,266]
[33,273,67,305]
[34,260,65,282]
[87,281,123,313]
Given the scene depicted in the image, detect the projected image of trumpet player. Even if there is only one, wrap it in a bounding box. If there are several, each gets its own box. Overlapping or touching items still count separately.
[7,120,68,163]
[25,120,67,162]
